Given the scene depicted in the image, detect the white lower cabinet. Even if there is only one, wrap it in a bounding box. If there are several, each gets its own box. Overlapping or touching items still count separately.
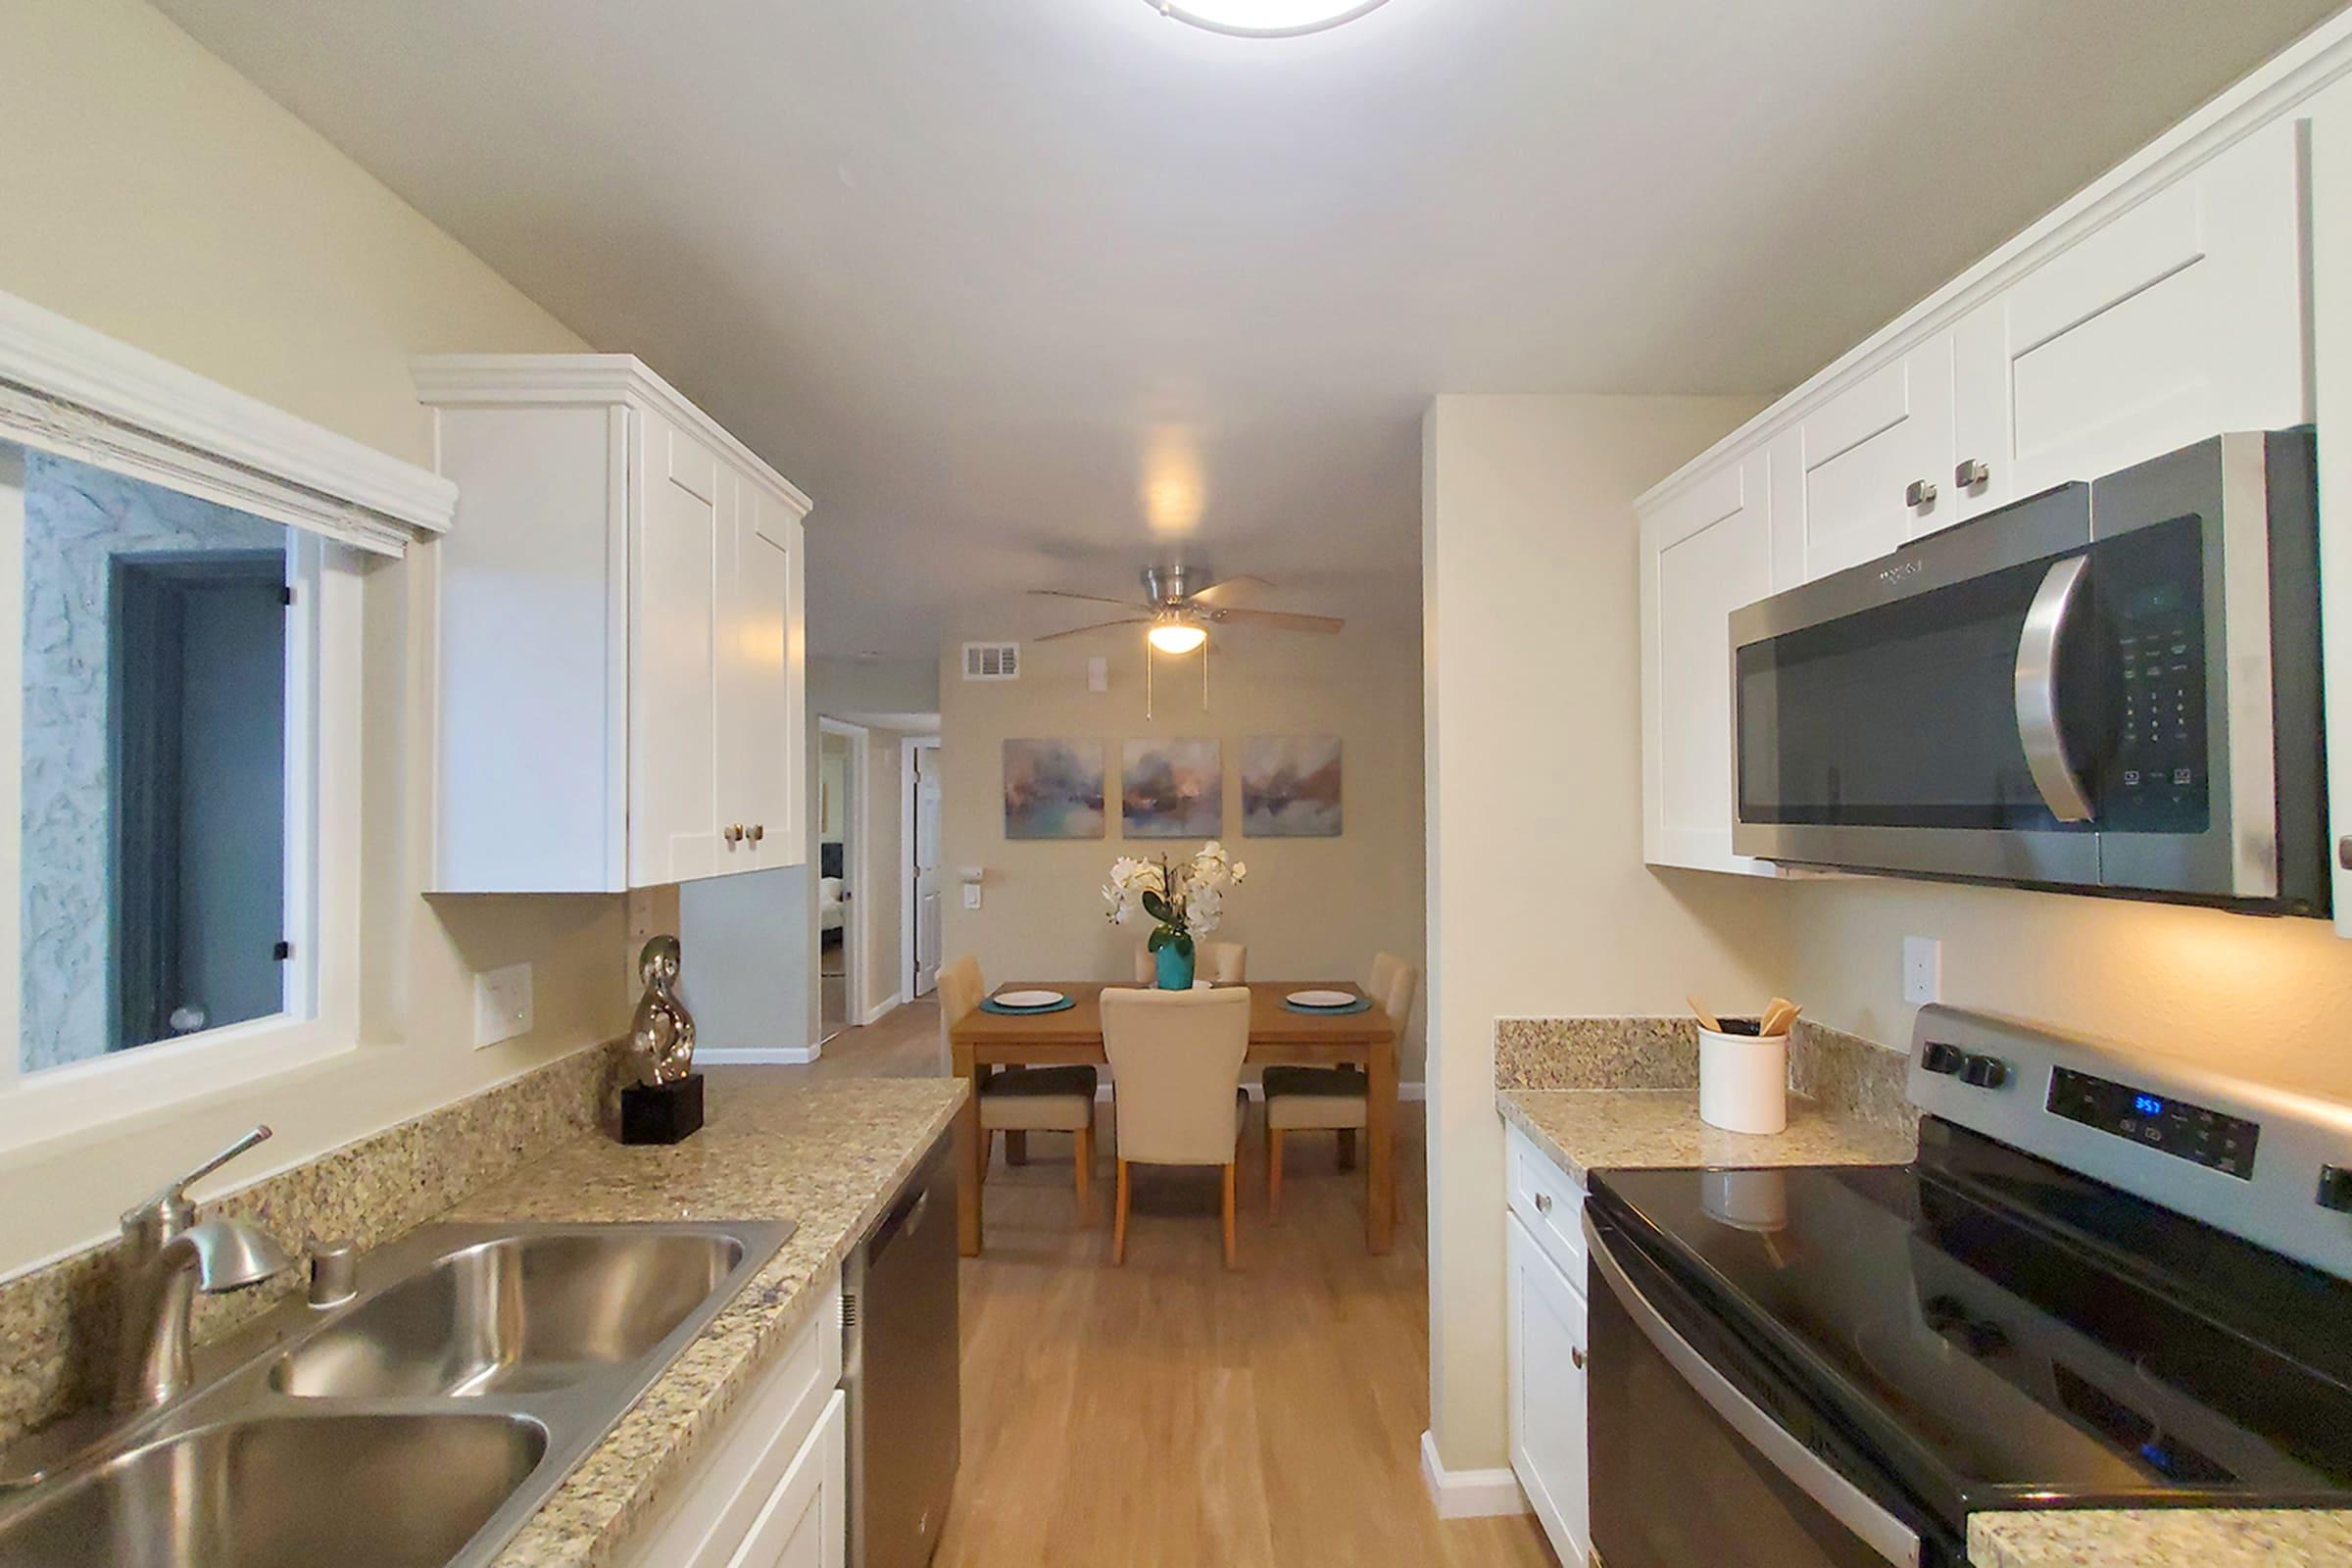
[1506,1209,1590,1567]
[612,1275,846,1568]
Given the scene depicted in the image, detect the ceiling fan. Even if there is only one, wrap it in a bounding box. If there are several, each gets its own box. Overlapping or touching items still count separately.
[1030,565,1344,651]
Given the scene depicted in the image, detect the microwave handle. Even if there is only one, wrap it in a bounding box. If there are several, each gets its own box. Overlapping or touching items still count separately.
[1583,1212,1924,1567]
[2014,555,2095,824]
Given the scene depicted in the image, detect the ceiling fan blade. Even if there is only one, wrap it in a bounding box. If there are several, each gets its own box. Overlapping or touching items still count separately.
[1028,588,1145,611]
[1034,617,1152,642]
[1209,607,1345,634]
[1187,573,1275,607]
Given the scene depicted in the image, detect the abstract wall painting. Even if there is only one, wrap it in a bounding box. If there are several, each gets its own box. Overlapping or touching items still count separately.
[1120,738,1223,838]
[1003,738,1105,839]
[1240,735,1343,837]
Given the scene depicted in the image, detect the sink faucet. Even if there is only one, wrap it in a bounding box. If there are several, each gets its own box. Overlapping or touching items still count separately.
[112,1125,293,1411]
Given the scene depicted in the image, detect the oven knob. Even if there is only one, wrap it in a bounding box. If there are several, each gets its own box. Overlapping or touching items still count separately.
[1961,1054,2010,1090]
[1922,1042,1965,1076]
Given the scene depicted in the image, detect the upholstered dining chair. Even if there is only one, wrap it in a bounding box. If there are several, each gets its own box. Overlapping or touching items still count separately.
[1130,941,1248,984]
[1101,986,1251,1267]
[938,956,1097,1216]
[1259,953,1419,1221]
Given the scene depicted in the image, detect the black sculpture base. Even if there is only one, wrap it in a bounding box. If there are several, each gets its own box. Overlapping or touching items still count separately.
[620,1072,705,1145]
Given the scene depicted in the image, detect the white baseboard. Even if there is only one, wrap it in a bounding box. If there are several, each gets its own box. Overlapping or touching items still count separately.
[860,992,905,1028]
[1419,1430,1529,1519]
[698,1045,821,1066]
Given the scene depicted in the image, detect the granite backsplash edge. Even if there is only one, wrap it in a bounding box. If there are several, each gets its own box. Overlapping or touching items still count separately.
[1495,1015,1918,1135]
[0,1038,629,1448]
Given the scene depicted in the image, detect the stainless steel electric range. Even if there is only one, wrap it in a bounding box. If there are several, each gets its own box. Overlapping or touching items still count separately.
[1582,1004,2352,1568]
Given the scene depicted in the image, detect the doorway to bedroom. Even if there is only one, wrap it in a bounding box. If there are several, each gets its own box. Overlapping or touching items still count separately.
[816,718,862,1044]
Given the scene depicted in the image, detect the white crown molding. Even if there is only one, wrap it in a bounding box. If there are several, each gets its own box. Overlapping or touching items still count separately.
[0,287,455,555]
[1635,9,2352,515]
[412,353,814,518]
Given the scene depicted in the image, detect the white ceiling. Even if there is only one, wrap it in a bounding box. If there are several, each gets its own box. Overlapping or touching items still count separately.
[156,0,2343,656]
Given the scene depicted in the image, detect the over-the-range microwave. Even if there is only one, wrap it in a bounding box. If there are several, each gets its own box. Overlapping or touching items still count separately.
[1728,430,2327,911]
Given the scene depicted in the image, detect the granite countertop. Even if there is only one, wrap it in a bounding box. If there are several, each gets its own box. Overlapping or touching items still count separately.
[1496,1086,1918,1183]
[447,1071,966,1568]
[1969,1508,2352,1567]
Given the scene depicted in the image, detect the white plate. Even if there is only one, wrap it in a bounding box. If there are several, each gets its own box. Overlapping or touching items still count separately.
[1193,980,1216,991]
[1287,989,1356,1008]
[996,989,1065,1008]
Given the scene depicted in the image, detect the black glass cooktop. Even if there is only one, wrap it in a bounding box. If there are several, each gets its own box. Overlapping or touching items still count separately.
[1586,1118,2352,1524]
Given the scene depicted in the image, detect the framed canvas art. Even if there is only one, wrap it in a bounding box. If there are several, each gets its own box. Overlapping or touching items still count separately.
[1241,735,1342,837]
[1004,738,1105,839]
[1121,738,1223,838]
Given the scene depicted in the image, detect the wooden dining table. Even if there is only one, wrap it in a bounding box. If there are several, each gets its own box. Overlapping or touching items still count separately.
[946,981,1399,1256]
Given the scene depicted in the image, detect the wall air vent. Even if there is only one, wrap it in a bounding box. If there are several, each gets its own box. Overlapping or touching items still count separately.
[961,642,1020,681]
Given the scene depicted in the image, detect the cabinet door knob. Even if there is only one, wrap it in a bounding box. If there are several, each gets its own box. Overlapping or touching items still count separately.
[1533,1191,1553,1214]
[1955,458,1990,489]
[747,823,765,845]
[1571,1346,1587,1369]
[1905,478,1938,509]
[723,824,745,846]
[2338,836,2352,871]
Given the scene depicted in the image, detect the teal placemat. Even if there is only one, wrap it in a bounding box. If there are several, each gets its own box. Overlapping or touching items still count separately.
[1283,995,1374,1015]
[981,994,1077,1015]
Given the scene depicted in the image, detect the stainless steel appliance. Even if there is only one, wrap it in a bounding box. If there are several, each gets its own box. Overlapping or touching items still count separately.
[1583,1005,2352,1568]
[843,1137,960,1568]
[1730,430,2324,909]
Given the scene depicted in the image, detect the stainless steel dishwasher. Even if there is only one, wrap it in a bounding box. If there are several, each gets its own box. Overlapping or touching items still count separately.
[843,1135,960,1568]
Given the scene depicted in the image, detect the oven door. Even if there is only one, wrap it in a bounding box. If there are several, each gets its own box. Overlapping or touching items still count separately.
[1730,480,2102,886]
[1583,1209,1950,1568]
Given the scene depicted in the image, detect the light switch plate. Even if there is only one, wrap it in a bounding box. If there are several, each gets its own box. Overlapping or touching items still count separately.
[1902,937,1941,1005]
[962,883,982,909]
[474,961,534,1048]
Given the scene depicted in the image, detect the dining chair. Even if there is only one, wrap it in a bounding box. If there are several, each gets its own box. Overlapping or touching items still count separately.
[1101,987,1251,1267]
[1130,941,1248,984]
[938,956,1097,1215]
[1260,953,1418,1221]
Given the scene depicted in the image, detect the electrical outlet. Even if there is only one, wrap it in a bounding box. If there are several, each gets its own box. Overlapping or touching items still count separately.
[474,961,534,1048]
[1902,937,1941,1006]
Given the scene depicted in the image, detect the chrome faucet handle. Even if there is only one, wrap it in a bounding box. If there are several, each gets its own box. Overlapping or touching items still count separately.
[122,1125,272,1246]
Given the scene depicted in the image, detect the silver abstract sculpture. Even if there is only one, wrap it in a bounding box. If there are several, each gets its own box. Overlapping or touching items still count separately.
[629,935,696,1086]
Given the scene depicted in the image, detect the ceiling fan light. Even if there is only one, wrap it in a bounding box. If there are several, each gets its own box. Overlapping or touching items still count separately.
[1148,622,1209,655]
[1146,0,1393,37]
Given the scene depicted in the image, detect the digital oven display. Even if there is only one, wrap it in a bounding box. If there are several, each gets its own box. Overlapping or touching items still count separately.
[2046,1065,2258,1179]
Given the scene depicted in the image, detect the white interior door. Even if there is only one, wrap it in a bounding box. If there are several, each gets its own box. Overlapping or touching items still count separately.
[910,740,942,997]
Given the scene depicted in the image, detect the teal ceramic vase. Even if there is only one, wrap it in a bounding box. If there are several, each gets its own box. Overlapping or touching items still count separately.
[1155,940,1196,991]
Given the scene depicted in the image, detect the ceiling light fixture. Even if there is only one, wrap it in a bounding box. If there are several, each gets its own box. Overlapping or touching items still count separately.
[1148,620,1209,655]
[1147,0,1393,38]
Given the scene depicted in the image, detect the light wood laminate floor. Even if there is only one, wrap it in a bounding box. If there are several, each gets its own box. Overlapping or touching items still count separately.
[748,998,1557,1568]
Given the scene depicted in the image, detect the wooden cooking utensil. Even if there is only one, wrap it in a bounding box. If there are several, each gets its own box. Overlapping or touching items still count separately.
[1687,993,1724,1033]
[1759,998,1803,1038]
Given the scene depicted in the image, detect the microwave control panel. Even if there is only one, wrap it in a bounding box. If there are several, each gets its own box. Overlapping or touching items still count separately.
[2098,515,2209,834]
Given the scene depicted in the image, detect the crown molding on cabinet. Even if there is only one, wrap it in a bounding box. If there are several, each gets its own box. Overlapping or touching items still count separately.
[411,353,814,519]
[0,286,455,555]
[1636,10,2352,516]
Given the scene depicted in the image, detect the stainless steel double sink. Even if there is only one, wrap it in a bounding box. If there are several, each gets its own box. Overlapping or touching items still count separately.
[0,1219,796,1568]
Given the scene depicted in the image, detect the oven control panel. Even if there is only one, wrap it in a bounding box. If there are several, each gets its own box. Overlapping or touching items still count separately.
[2045,1066,2259,1180]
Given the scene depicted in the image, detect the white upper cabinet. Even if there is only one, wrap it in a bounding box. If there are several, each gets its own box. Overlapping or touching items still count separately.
[1769,333,1957,578]
[416,356,811,894]
[1642,451,1780,877]
[2307,73,2352,936]
[1950,119,2306,514]
[1636,23,2346,877]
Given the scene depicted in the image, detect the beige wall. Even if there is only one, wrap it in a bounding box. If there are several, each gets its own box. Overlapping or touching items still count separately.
[938,626,1429,1075]
[1421,394,1787,1472]
[0,0,626,1275]
[1777,880,2352,1100]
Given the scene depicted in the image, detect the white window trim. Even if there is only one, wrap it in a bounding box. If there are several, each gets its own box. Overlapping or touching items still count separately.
[0,284,433,1153]
[0,457,367,1152]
